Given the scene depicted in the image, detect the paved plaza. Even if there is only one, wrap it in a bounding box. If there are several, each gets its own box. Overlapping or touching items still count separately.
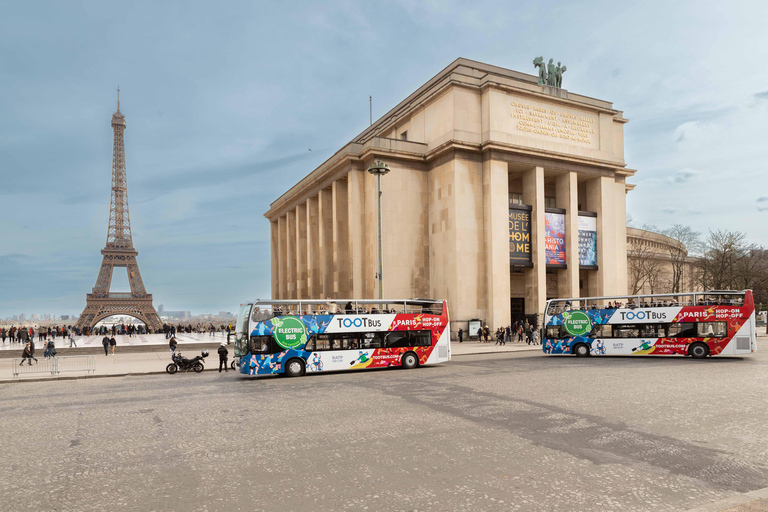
[1,341,767,512]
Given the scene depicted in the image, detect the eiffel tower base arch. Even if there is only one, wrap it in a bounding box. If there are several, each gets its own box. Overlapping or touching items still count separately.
[76,295,162,332]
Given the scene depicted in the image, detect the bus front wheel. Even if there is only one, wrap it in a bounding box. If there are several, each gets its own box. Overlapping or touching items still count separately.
[401,352,418,369]
[285,358,305,377]
[689,343,710,359]
[573,343,590,357]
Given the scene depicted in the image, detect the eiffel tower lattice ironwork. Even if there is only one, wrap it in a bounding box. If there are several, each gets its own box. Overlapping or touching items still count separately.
[76,90,162,332]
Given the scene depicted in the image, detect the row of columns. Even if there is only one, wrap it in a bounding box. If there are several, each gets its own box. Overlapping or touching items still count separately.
[483,159,627,329]
[271,171,368,300]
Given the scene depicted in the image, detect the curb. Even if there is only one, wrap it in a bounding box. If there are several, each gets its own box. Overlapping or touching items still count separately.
[1,363,228,384]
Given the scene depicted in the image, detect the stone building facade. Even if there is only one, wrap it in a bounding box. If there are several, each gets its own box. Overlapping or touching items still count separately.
[264,58,635,330]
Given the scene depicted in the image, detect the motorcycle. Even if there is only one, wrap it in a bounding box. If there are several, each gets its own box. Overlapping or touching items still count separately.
[166,350,208,374]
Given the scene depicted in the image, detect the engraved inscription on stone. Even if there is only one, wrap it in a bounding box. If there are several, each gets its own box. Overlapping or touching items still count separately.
[511,99,597,146]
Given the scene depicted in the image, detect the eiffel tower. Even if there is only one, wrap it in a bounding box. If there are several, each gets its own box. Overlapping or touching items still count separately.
[76,90,162,332]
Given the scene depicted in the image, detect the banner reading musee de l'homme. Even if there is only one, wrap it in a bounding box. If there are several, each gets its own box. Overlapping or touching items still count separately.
[509,210,531,265]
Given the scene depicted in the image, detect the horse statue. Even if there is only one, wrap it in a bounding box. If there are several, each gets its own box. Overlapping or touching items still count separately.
[533,56,547,85]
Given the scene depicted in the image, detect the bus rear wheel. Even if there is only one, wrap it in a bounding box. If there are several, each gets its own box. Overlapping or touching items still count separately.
[689,343,710,359]
[573,343,590,357]
[285,358,305,377]
[401,352,418,369]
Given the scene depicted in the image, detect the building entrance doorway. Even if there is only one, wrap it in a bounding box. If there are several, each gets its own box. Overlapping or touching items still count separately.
[510,298,525,322]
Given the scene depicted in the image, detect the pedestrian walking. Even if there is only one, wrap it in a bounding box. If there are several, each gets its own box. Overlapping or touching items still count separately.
[109,336,116,355]
[20,341,36,365]
[102,335,110,356]
[458,328,463,343]
[218,342,229,372]
[476,326,483,342]
[532,328,539,346]
[169,336,177,354]
[69,332,77,347]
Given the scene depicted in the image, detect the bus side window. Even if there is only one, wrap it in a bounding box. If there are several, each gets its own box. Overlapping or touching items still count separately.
[698,322,727,337]
[589,324,611,338]
[667,323,697,338]
[250,335,272,354]
[545,325,566,339]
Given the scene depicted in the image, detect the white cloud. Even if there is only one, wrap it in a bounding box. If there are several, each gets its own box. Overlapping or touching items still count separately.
[667,168,702,184]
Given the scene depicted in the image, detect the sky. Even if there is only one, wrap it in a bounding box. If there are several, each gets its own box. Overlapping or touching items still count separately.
[1,0,767,318]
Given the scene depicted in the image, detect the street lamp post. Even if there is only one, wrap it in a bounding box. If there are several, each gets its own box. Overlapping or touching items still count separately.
[367,160,390,300]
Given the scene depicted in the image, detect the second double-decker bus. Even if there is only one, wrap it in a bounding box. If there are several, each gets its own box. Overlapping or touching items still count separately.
[542,290,756,358]
[233,298,450,377]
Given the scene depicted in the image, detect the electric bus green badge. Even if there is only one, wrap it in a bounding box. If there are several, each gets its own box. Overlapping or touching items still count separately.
[272,317,308,349]
[562,311,592,336]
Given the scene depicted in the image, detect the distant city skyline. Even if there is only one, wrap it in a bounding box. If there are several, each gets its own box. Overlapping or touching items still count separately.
[1,1,767,318]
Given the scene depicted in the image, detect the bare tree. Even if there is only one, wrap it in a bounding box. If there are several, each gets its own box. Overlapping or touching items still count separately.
[698,230,748,290]
[627,228,665,294]
[661,224,700,293]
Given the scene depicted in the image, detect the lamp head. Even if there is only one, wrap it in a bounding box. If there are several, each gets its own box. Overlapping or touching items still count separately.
[367,160,390,176]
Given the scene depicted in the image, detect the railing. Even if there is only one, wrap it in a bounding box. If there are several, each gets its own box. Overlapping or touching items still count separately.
[11,356,96,378]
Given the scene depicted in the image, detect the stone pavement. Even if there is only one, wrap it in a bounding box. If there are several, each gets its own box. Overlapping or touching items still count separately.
[0,337,539,382]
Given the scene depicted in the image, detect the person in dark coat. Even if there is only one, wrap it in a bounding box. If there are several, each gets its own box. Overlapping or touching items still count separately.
[102,335,110,356]
[217,342,228,372]
[109,336,116,355]
[458,328,463,343]
[169,337,178,354]
[20,341,36,365]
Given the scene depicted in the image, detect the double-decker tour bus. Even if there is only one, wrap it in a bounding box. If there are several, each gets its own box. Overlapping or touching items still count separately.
[542,290,756,358]
[233,299,450,377]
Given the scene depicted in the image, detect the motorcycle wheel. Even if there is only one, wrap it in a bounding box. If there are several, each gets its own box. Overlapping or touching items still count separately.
[230,360,237,370]
[193,362,204,373]
[166,363,178,374]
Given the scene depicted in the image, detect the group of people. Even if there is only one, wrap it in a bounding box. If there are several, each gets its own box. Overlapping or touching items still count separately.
[2,326,78,347]
[162,323,230,339]
[456,321,539,345]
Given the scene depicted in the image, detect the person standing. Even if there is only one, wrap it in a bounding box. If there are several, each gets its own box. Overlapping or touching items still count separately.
[218,342,228,372]
[169,336,177,354]
[102,335,110,356]
[532,328,540,346]
[458,328,463,343]
[1,327,6,343]
[69,331,77,347]
[109,336,116,355]
[476,326,483,342]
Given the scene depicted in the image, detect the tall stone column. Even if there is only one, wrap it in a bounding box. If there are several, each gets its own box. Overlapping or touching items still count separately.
[523,166,546,325]
[347,169,365,299]
[277,215,287,300]
[332,179,350,297]
[614,176,628,295]
[482,157,511,328]
[271,220,279,299]
[307,195,320,298]
[318,187,333,298]
[296,203,308,299]
[586,175,617,298]
[556,171,579,299]
[286,209,296,299]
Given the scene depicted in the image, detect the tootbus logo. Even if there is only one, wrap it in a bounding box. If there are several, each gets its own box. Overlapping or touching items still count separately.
[618,310,667,321]
[335,317,382,328]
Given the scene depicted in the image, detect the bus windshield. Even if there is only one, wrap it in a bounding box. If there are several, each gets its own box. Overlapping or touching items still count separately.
[234,303,252,358]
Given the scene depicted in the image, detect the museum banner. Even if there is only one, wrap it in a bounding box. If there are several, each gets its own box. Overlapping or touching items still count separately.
[509,209,531,265]
[578,215,597,266]
[544,212,566,265]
